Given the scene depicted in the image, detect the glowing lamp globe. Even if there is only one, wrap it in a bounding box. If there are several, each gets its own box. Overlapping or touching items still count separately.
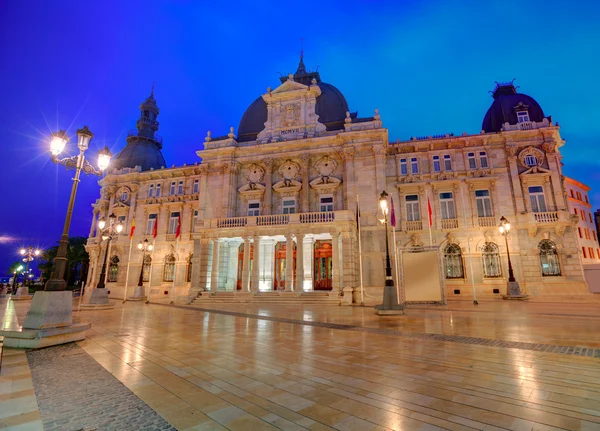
[50,130,69,155]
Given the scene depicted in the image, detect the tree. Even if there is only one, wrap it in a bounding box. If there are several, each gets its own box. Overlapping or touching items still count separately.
[39,237,89,287]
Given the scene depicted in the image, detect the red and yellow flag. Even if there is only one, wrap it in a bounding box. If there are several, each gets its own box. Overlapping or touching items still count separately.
[129,218,136,239]
[152,215,158,239]
[175,213,181,239]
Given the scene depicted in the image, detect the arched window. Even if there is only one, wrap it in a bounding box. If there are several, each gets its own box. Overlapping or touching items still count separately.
[539,240,560,276]
[142,255,152,282]
[186,254,193,283]
[163,254,176,282]
[444,244,464,279]
[108,256,119,282]
[482,243,501,278]
[524,154,538,167]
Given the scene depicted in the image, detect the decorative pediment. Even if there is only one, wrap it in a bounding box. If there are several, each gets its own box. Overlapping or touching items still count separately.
[272,179,302,197]
[309,176,341,194]
[270,78,309,94]
[238,182,266,200]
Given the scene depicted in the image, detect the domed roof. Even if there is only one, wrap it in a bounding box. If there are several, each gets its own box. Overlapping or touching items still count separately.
[482,82,547,133]
[111,139,166,172]
[237,56,350,142]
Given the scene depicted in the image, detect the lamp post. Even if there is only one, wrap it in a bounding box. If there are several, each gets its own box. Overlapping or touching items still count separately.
[499,216,528,300]
[45,127,112,291]
[18,247,41,295]
[12,265,24,294]
[96,213,124,290]
[375,190,405,315]
[132,239,153,299]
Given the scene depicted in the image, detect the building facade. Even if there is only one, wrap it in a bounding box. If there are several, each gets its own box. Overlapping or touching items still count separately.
[85,58,595,303]
[565,177,600,264]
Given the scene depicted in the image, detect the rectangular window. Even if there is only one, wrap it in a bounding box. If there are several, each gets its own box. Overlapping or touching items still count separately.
[583,247,587,258]
[576,191,582,200]
[528,186,547,212]
[439,192,456,220]
[170,181,176,196]
[475,190,493,217]
[591,248,596,259]
[405,195,420,222]
[432,155,441,173]
[410,157,419,174]
[148,184,154,198]
[146,214,157,235]
[320,195,334,212]
[580,209,585,221]
[168,212,180,234]
[589,212,593,222]
[585,229,590,240]
[467,152,476,170]
[443,154,452,171]
[178,181,183,195]
[594,231,597,241]
[282,199,296,214]
[579,227,583,238]
[117,215,126,234]
[156,184,161,197]
[585,195,589,203]
[247,200,260,216]
[400,158,408,175]
[479,151,489,168]
[570,189,574,197]
[517,111,530,123]
[192,210,198,233]
[193,179,199,194]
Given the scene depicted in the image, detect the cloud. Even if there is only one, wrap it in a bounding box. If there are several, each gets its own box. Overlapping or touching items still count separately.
[0,236,18,244]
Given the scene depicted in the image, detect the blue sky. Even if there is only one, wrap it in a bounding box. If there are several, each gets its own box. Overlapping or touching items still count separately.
[0,0,599,274]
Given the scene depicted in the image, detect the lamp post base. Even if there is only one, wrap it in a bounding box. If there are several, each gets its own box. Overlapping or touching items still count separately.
[81,288,115,310]
[0,291,91,348]
[44,278,67,291]
[375,284,405,315]
[128,285,146,300]
[502,281,529,300]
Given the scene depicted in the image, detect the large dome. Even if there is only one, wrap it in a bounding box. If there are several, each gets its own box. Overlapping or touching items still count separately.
[237,58,350,142]
[111,139,166,172]
[482,82,547,133]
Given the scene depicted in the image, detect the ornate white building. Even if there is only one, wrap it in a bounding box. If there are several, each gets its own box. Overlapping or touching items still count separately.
[85,57,596,304]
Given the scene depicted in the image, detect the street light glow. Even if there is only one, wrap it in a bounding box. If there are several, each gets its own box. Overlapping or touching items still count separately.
[97,146,112,171]
[50,130,69,155]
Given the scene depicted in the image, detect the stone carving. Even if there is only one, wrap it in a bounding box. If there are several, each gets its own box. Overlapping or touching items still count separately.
[542,141,557,153]
[245,163,265,184]
[505,145,518,157]
[446,232,457,244]
[282,103,301,127]
[278,160,300,180]
[518,146,545,168]
[408,234,424,247]
[398,174,421,184]
[469,168,491,178]
[314,156,337,177]
[372,144,386,155]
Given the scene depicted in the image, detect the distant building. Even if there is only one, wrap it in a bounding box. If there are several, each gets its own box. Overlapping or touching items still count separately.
[565,178,600,264]
[85,57,595,303]
[595,209,600,246]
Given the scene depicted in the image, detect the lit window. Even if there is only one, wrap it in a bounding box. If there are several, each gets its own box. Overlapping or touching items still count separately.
[108,256,119,282]
[282,199,296,214]
[148,184,154,198]
[524,154,538,167]
[479,151,488,168]
[410,157,419,174]
[117,215,126,234]
[163,254,176,282]
[156,184,161,197]
[400,159,407,175]
[193,179,199,194]
[247,201,260,216]
[432,156,441,173]
[528,186,547,213]
[168,212,180,234]
[439,192,456,220]
[320,195,334,212]
[405,195,420,221]
[482,243,501,278]
[170,181,176,196]
[517,111,530,123]
[539,240,560,276]
[146,214,157,235]
[444,244,463,279]
[142,256,151,282]
[467,152,476,170]
[178,181,183,195]
[475,190,492,217]
[443,154,452,171]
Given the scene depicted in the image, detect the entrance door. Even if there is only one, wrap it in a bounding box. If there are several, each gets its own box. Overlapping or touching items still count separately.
[236,243,253,290]
[314,240,333,290]
[273,241,295,290]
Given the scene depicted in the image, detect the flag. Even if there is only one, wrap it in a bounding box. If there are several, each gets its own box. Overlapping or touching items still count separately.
[427,196,433,227]
[129,218,136,239]
[355,200,361,231]
[390,197,396,227]
[175,213,181,239]
[152,215,158,238]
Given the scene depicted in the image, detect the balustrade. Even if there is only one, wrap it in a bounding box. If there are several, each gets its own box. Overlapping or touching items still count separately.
[534,211,559,223]
[477,216,496,227]
[441,218,459,229]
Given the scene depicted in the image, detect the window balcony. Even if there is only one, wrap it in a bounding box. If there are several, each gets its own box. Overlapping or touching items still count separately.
[534,212,559,223]
[403,220,423,232]
[441,218,459,230]
[207,210,353,229]
[501,118,551,132]
[477,216,496,227]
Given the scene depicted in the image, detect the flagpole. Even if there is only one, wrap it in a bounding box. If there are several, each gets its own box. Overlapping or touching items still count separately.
[356,195,364,306]
[146,239,155,304]
[461,185,478,305]
[171,237,179,304]
[122,236,134,303]
[390,197,401,303]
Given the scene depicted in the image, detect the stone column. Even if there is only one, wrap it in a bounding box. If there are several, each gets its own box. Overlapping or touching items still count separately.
[372,144,387,197]
[158,205,169,238]
[300,155,310,213]
[303,236,315,290]
[261,239,275,290]
[251,236,261,292]
[210,239,220,291]
[127,186,138,228]
[285,234,294,291]
[331,231,341,291]
[241,237,251,292]
[191,237,211,293]
[226,241,239,291]
[220,164,231,217]
[264,159,273,215]
[228,162,240,217]
[197,164,209,224]
[340,148,355,210]
[295,234,305,291]
[89,210,98,238]
[505,147,525,213]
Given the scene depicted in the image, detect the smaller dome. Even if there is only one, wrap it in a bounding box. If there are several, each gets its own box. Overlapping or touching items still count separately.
[111,140,166,172]
[482,82,547,133]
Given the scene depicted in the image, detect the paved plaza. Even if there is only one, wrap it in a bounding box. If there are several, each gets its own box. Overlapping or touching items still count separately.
[1,298,600,430]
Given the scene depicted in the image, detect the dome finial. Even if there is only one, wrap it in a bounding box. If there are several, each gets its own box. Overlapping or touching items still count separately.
[151,81,155,98]
[296,37,306,75]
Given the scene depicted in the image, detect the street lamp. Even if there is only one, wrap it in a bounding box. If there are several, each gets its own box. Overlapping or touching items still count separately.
[19,246,41,288]
[12,265,24,293]
[375,190,404,315]
[499,216,527,299]
[96,213,124,290]
[136,239,153,291]
[45,126,112,291]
